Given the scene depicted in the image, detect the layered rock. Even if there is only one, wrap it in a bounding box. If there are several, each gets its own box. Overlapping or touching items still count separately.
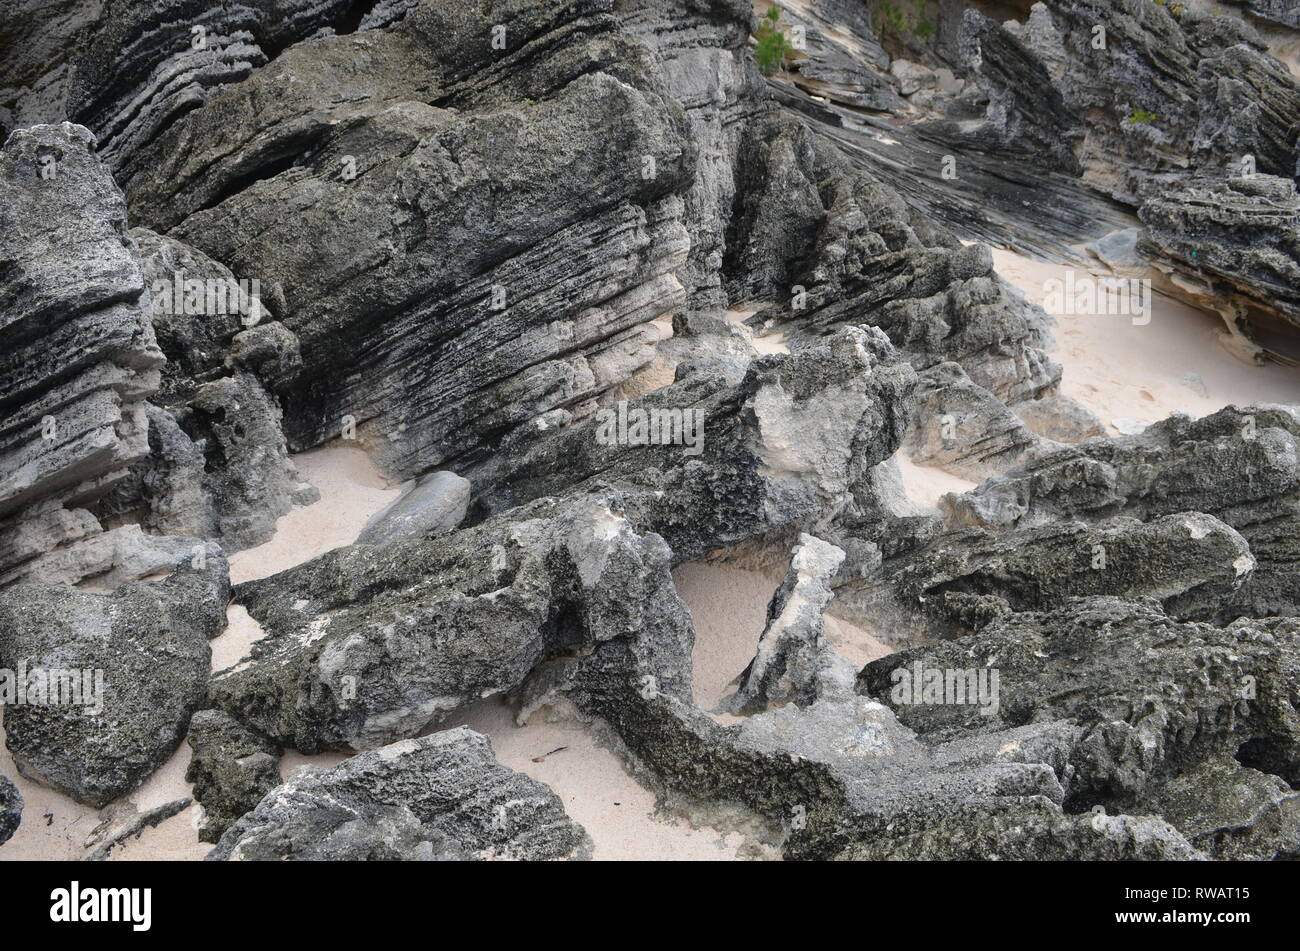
[1139,175,1300,361]
[943,404,1300,620]
[0,122,164,585]
[468,325,916,562]
[213,493,694,753]
[841,511,1255,643]
[859,597,1300,803]
[208,728,591,861]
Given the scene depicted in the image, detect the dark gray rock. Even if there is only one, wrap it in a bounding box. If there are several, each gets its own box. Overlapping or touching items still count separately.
[943,404,1300,620]
[0,121,163,586]
[0,557,226,806]
[207,728,591,861]
[1139,175,1300,361]
[0,775,20,846]
[185,709,282,843]
[214,493,693,753]
[1146,756,1300,860]
[859,597,1300,804]
[842,511,1255,643]
[921,9,1083,175]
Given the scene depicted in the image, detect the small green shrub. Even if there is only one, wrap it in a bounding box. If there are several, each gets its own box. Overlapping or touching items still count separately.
[874,0,935,42]
[754,6,792,75]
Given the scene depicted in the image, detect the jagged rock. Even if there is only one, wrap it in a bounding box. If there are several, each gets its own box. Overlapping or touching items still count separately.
[561,614,1199,859]
[207,728,591,861]
[0,523,213,589]
[620,0,767,312]
[902,362,1047,480]
[0,557,226,806]
[942,404,1300,619]
[61,1,697,483]
[355,471,470,545]
[469,326,916,563]
[1013,393,1107,443]
[132,228,266,408]
[177,372,307,549]
[186,709,282,844]
[732,112,1062,411]
[0,775,21,846]
[921,9,1082,174]
[213,493,693,752]
[1145,756,1300,860]
[1220,0,1299,29]
[965,0,1300,203]
[722,534,849,714]
[844,511,1255,643]
[779,0,900,112]
[0,121,163,586]
[1139,175,1300,361]
[859,597,1300,804]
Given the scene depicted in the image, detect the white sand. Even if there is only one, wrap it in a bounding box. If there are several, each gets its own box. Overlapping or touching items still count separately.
[894,454,978,509]
[991,248,1300,431]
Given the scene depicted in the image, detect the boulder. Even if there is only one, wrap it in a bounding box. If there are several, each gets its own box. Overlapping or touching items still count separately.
[208,728,591,861]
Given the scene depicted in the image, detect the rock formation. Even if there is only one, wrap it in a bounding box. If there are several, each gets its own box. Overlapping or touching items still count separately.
[0,0,1297,865]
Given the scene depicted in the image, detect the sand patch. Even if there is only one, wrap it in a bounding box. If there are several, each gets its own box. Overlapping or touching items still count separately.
[992,248,1300,431]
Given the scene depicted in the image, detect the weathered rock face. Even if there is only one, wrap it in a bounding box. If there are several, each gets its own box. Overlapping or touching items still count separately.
[734,116,1061,410]
[860,597,1300,803]
[1147,756,1300,860]
[0,120,317,584]
[722,533,849,714]
[843,511,1255,643]
[0,122,164,585]
[469,326,916,562]
[31,0,696,484]
[185,709,281,844]
[0,0,103,138]
[0,775,21,846]
[943,404,1300,620]
[208,728,591,861]
[0,556,226,806]
[559,596,1201,860]
[923,9,1083,175]
[962,0,1300,202]
[214,493,693,753]
[1139,175,1300,360]
[616,0,768,311]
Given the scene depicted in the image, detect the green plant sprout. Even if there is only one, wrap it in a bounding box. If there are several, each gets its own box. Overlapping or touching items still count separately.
[754,6,792,76]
